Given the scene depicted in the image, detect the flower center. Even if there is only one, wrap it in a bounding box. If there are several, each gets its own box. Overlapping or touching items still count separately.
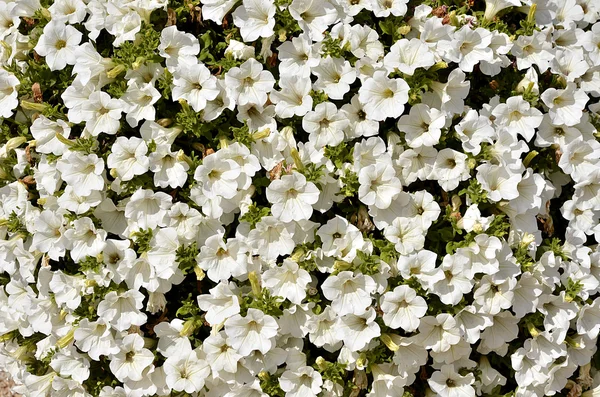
[55,40,67,50]
[125,351,135,363]
[382,88,395,99]
[287,188,299,199]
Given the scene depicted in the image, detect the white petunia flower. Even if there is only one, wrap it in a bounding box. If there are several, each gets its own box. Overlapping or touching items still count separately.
[384,38,435,75]
[225,58,275,106]
[163,348,211,393]
[321,271,376,316]
[338,307,381,351]
[79,91,124,136]
[358,71,409,121]
[108,334,155,382]
[380,285,427,332]
[232,0,276,42]
[358,163,402,210]
[303,102,349,149]
[270,74,314,118]
[383,217,425,255]
[202,332,242,373]
[279,366,323,397]
[172,62,220,112]
[97,290,147,331]
[262,259,311,304]
[397,103,446,148]
[34,21,82,71]
[491,95,543,141]
[30,116,71,156]
[541,81,589,129]
[56,151,105,197]
[107,137,150,182]
[224,308,279,356]
[428,364,476,397]
[0,69,20,118]
[266,172,320,222]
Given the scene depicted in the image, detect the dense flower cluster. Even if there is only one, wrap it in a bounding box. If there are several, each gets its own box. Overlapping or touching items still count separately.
[0,0,600,396]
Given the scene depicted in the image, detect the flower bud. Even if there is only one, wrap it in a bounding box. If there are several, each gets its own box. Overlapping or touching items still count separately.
[176,150,194,167]
[429,61,448,72]
[315,356,327,371]
[380,334,400,352]
[252,128,271,141]
[451,195,462,212]
[290,248,305,262]
[0,331,15,342]
[290,148,304,171]
[40,8,51,20]
[157,118,173,127]
[194,266,205,281]
[248,271,262,298]
[56,328,76,349]
[54,133,74,147]
[21,101,48,112]
[180,319,196,337]
[397,25,411,36]
[523,150,538,167]
[333,260,352,272]
[84,279,97,288]
[107,64,126,79]
[527,322,540,338]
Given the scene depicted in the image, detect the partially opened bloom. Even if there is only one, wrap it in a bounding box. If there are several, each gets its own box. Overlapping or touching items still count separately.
[31,116,71,155]
[122,82,161,127]
[158,25,200,67]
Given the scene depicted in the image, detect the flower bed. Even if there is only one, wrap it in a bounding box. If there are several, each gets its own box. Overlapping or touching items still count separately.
[0,0,600,396]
